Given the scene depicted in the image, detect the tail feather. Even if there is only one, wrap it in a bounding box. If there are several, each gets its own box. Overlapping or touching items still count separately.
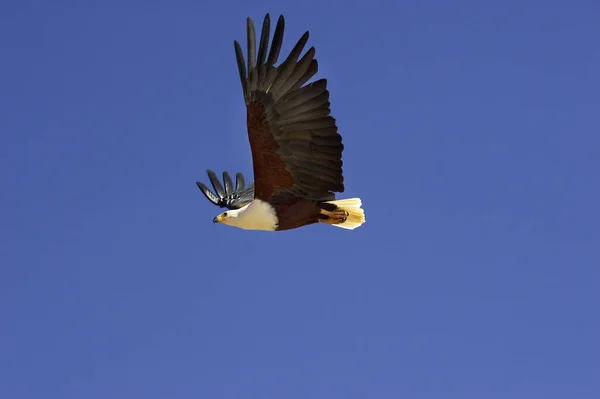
[318,198,365,230]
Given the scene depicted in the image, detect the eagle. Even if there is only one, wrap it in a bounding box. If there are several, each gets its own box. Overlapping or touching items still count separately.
[196,14,365,231]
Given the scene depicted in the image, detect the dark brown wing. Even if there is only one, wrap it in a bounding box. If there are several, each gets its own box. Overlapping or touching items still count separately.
[196,170,255,209]
[234,14,344,202]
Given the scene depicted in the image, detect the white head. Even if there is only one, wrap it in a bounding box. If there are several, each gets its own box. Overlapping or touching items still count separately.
[212,200,278,231]
[213,206,245,226]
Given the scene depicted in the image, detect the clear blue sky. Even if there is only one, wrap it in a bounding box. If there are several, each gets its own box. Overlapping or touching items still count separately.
[1,0,599,398]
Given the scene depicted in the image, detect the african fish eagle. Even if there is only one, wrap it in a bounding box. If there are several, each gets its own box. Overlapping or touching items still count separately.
[196,14,365,231]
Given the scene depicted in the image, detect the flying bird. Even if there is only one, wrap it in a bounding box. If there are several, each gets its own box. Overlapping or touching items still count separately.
[196,14,365,231]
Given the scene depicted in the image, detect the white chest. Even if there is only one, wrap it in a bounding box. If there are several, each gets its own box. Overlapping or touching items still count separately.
[228,199,279,231]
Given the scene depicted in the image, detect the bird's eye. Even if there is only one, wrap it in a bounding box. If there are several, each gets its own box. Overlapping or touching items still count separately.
[223,212,228,217]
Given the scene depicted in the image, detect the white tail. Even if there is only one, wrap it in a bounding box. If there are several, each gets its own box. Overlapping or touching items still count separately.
[320,198,366,230]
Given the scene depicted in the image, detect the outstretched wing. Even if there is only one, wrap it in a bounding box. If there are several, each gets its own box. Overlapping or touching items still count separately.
[196,170,254,210]
[234,14,344,202]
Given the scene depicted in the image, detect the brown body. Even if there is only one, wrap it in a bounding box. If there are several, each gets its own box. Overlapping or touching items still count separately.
[273,197,350,231]
[272,197,319,231]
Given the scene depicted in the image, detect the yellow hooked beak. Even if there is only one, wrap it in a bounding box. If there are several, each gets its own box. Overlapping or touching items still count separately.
[213,213,227,223]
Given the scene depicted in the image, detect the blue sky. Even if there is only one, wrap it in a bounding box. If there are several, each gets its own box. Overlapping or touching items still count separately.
[1,0,599,398]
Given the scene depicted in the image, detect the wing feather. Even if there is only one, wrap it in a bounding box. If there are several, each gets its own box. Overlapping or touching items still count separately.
[223,171,235,196]
[236,14,345,201]
[235,172,246,191]
[207,170,225,198]
[196,170,254,209]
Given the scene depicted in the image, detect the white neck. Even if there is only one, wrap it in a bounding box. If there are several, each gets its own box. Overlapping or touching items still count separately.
[223,199,278,231]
